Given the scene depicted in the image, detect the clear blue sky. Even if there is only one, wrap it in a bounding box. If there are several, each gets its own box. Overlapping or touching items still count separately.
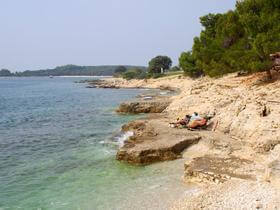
[0,0,236,71]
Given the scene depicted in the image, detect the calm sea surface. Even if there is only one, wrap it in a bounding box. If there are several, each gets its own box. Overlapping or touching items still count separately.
[0,77,187,210]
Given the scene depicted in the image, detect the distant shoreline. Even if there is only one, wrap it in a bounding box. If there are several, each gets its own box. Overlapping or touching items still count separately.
[57,75,113,78]
[0,65,147,77]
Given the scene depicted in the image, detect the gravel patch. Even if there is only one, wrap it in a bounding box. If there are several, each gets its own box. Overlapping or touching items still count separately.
[171,179,280,210]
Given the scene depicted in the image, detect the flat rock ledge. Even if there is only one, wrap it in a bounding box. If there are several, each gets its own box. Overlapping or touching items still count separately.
[85,80,120,89]
[116,100,171,114]
[116,119,201,165]
[184,155,257,184]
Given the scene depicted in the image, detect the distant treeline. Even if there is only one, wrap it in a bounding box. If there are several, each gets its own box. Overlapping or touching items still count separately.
[0,65,147,77]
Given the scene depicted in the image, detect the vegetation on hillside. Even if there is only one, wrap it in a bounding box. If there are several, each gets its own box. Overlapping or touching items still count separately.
[116,56,174,80]
[179,0,280,78]
[114,65,147,80]
[114,66,127,75]
[121,68,147,80]
[0,69,13,76]
[0,65,146,77]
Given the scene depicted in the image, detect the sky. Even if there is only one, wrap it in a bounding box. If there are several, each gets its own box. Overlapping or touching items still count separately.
[0,0,236,72]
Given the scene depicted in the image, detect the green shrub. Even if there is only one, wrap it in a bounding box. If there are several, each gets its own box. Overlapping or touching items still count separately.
[121,68,147,80]
[179,52,203,77]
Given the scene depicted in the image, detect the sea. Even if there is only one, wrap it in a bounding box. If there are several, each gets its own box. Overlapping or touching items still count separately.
[0,77,189,210]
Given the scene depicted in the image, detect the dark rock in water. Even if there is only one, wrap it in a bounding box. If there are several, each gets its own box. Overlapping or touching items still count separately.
[86,85,96,88]
[98,84,120,89]
[158,85,177,92]
[75,79,97,84]
[116,100,171,114]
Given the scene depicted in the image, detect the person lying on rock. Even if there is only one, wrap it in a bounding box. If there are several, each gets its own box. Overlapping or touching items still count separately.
[188,112,207,129]
[177,114,191,126]
[170,115,191,127]
[170,112,207,129]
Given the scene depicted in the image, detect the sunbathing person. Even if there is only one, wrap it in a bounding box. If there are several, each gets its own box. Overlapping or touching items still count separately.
[170,112,208,129]
[188,112,207,129]
[177,115,191,126]
[169,115,191,127]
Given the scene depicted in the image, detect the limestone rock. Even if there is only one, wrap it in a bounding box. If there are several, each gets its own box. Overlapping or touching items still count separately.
[116,119,201,165]
[116,100,170,114]
[122,120,147,132]
[116,135,201,165]
[184,155,256,184]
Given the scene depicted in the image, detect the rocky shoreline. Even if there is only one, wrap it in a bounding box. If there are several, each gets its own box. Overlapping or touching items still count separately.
[116,119,201,165]
[116,98,171,114]
[88,73,280,209]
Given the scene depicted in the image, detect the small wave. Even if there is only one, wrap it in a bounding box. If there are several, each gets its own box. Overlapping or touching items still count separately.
[114,131,134,147]
[143,96,153,100]
[101,131,134,148]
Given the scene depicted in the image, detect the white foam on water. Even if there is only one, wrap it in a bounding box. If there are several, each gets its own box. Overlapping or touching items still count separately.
[116,131,134,147]
[143,96,153,100]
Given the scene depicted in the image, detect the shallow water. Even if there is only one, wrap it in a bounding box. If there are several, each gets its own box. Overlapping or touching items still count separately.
[0,77,189,210]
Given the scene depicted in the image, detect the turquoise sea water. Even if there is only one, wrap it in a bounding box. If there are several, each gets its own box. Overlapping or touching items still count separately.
[0,77,187,210]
